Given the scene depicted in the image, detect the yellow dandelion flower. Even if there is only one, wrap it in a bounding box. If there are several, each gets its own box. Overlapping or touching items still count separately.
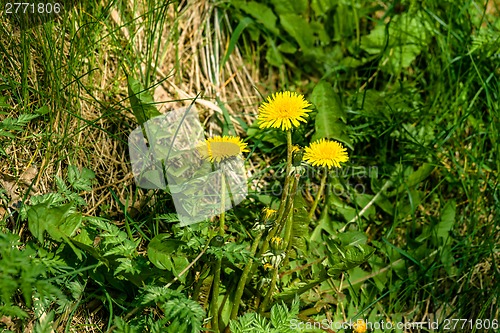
[303,138,349,169]
[291,145,301,153]
[198,135,249,163]
[262,207,277,219]
[353,319,367,333]
[271,236,283,246]
[263,263,274,271]
[258,91,312,131]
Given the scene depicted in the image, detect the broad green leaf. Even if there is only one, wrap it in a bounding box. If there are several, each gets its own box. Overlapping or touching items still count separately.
[35,105,50,115]
[127,77,161,126]
[236,1,279,35]
[140,169,166,189]
[311,0,336,17]
[171,256,190,282]
[291,194,310,255]
[335,231,368,247]
[374,193,394,216]
[310,81,353,149]
[271,0,308,15]
[333,2,359,42]
[353,193,376,218]
[265,39,284,67]
[277,42,297,54]
[72,225,94,246]
[310,211,335,242]
[360,12,430,74]
[247,118,287,146]
[27,203,77,242]
[435,200,456,243]
[27,203,83,259]
[310,21,331,44]
[388,163,435,196]
[360,23,387,54]
[330,193,357,222]
[279,14,314,50]
[310,80,345,121]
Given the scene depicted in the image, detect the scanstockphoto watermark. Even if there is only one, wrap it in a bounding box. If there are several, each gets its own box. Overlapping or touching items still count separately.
[290,319,500,331]
[258,165,379,197]
[290,319,431,331]
[258,164,379,181]
[265,179,370,197]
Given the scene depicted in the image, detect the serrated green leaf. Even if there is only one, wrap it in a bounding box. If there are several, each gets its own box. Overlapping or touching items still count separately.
[291,194,309,255]
[67,165,95,191]
[326,232,374,275]
[32,310,55,333]
[147,234,186,270]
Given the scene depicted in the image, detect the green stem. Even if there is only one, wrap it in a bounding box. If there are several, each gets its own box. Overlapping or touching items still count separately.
[219,174,227,236]
[211,175,227,332]
[229,231,264,320]
[275,130,294,224]
[259,267,278,313]
[277,173,299,236]
[257,131,294,258]
[210,258,222,332]
[260,175,300,315]
[283,191,295,252]
[308,167,328,220]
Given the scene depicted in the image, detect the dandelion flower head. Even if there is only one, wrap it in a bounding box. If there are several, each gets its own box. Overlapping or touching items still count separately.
[258,91,311,131]
[303,138,349,169]
[262,207,277,219]
[198,135,249,163]
[353,319,367,333]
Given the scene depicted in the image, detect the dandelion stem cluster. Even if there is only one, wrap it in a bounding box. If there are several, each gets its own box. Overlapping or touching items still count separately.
[209,90,349,330]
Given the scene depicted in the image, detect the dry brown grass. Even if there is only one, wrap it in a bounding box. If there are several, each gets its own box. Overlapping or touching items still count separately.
[0,0,270,225]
